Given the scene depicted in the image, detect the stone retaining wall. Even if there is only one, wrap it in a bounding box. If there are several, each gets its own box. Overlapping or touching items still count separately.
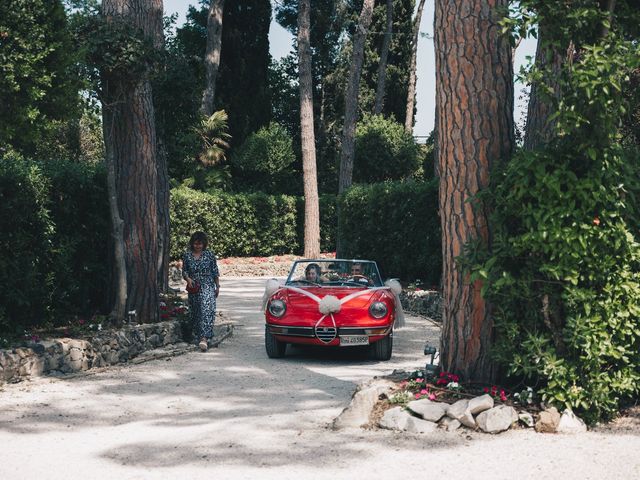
[0,320,183,385]
[400,290,442,322]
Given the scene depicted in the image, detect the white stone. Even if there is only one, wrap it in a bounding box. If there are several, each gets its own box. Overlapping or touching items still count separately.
[519,412,535,428]
[406,399,448,422]
[439,417,461,432]
[446,399,469,419]
[557,409,587,434]
[476,405,517,433]
[405,416,439,434]
[446,399,476,428]
[468,394,494,415]
[379,407,414,430]
[333,379,395,429]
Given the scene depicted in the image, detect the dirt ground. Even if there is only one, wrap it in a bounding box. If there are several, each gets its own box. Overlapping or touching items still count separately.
[1,276,638,480]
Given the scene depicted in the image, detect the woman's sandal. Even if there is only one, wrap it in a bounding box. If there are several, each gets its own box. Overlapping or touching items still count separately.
[198,339,208,352]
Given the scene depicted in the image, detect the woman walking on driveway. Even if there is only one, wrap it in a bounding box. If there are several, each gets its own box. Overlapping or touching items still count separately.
[182,231,220,351]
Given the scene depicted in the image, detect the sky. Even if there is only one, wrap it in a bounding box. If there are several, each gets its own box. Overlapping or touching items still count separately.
[164,0,535,139]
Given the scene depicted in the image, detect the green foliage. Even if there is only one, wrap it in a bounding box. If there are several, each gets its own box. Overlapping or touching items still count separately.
[195,110,231,166]
[339,180,441,284]
[170,187,337,258]
[354,114,420,183]
[176,0,272,148]
[231,123,298,194]
[0,155,108,332]
[0,0,81,156]
[467,8,640,423]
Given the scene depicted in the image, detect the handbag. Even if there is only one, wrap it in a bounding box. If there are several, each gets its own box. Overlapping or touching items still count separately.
[186,281,201,294]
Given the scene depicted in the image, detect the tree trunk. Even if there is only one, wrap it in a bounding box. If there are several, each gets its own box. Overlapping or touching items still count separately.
[298,0,320,258]
[405,0,426,132]
[102,112,127,324]
[201,0,226,116]
[101,0,162,324]
[435,0,514,382]
[157,139,170,293]
[373,0,393,115]
[336,0,375,257]
[523,23,565,151]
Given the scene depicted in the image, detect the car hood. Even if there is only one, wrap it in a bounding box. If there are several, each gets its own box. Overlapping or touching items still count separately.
[283,287,379,310]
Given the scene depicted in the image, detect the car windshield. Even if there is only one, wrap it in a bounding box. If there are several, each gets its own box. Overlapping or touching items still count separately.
[285,259,382,287]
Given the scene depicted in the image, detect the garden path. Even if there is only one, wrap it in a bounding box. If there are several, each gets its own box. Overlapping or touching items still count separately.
[0,277,638,480]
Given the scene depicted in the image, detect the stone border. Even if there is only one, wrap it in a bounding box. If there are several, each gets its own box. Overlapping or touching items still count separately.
[333,379,587,435]
[400,290,442,322]
[0,320,233,385]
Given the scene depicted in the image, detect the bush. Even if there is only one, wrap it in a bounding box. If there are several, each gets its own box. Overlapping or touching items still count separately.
[339,180,440,284]
[464,36,640,424]
[231,122,298,194]
[0,153,54,328]
[354,114,420,183]
[170,187,337,258]
[0,155,109,331]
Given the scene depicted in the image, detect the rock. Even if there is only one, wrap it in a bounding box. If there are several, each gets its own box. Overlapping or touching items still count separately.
[557,409,587,434]
[468,394,494,415]
[519,412,535,428]
[477,405,517,433]
[333,379,396,429]
[439,417,461,431]
[446,399,476,428]
[406,399,448,422]
[535,407,561,433]
[69,348,83,362]
[405,416,439,434]
[379,407,412,430]
[446,399,469,419]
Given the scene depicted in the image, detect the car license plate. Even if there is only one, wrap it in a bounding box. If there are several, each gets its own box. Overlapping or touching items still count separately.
[340,335,369,346]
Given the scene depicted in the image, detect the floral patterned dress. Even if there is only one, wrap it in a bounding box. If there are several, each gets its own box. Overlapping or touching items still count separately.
[182,249,219,342]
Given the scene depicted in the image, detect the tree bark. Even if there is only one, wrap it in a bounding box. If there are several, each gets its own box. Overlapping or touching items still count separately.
[157,139,170,293]
[337,0,375,195]
[435,0,514,382]
[201,0,226,116]
[373,0,393,115]
[523,23,565,151]
[101,0,162,324]
[405,0,426,132]
[298,0,320,258]
[336,0,375,257]
[102,111,127,324]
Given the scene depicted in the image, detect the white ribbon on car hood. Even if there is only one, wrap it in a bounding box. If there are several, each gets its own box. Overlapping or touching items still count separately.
[285,285,404,338]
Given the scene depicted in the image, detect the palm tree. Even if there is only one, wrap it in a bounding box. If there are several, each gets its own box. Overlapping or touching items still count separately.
[195,110,232,166]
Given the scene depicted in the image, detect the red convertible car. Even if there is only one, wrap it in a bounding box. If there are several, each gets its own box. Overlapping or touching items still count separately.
[264,259,401,361]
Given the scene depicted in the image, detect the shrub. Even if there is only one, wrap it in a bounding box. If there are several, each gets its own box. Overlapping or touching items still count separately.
[0,155,109,331]
[231,122,298,194]
[466,37,640,423]
[354,114,420,183]
[0,153,54,328]
[339,180,440,284]
[171,186,337,258]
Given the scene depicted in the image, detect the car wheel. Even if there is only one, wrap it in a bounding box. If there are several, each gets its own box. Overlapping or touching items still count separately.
[265,327,287,358]
[371,332,393,361]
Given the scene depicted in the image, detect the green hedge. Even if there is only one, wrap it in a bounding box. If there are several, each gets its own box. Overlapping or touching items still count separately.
[0,154,109,331]
[339,180,441,284]
[170,186,336,258]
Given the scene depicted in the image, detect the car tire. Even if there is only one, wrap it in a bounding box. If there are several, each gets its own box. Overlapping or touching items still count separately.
[371,332,393,361]
[265,327,287,358]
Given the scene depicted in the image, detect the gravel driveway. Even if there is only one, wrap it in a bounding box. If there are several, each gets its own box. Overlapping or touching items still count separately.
[0,277,638,480]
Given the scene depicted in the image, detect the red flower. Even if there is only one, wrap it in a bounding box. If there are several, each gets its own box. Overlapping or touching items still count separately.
[483,387,489,393]
[160,313,169,319]
[78,319,86,325]
[593,215,601,226]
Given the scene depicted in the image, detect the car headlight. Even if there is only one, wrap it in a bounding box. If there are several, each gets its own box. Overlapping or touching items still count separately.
[369,301,387,319]
[268,299,287,317]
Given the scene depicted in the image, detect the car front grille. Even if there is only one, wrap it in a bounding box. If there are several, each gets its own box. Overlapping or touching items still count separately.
[315,326,337,343]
